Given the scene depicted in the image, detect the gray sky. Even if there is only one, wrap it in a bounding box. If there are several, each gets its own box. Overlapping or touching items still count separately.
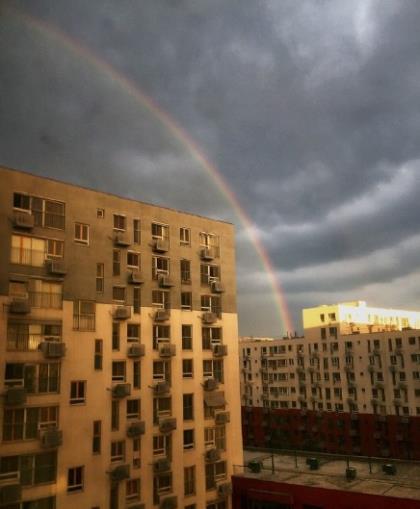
[1,0,420,335]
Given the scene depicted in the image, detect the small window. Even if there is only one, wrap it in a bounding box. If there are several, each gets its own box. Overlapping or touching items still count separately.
[112,361,126,382]
[133,361,141,389]
[127,399,140,419]
[184,465,196,496]
[183,394,194,420]
[113,214,126,231]
[133,287,141,314]
[94,339,103,370]
[180,259,191,283]
[112,322,120,351]
[112,286,126,302]
[92,420,101,454]
[127,323,140,343]
[183,359,193,378]
[181,292,192,310]
[74,223,89,245]
[112,400,119,431]
[182,325,192,350]
[111,440,125,462]
[96,263,104,293]
[13,192,31,210]
[97,208,105,219]
[133,219,141,244]
[113,250,121,276]
[180,227,191,246]
[67,466,84,492]
[183,429,195,450]
[70,381,86,404]
[126,478,140,502]
[127,251,140,269]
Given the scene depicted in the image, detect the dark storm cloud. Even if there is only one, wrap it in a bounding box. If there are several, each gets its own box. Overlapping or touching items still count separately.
[1,0,420,335]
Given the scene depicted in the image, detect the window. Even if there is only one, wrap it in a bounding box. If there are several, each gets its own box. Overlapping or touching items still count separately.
[111,440,125,462]
[70,381,86,405]
[96,263,104,292]
[28,279,62,309]
[153,360,171,382]
[184,466,196,496]
[112,361,126,382]
[112,401,119,431]
[127,323,140,342]
[112,322,120,350]
[201,264,220,284]
[30,197,65,229]
[201,295,221,316]
[183,359,193,378]
[153,397,171,424]
[97,208,105,218]
[3,406,58,441]
[203,360,224,383]
[13,192,31,210]
[67,466,84,492]
[113,214,126,231]
[133,286,141,314]
[73,301,95,331]
[204,426,225,450]
[133,219,141,244]
[183,429,195,450]
[112,286,126,302]
[202,327,222,349]
[126,478,140,502]
[94,339,103,370]
[92,420,101,454]
[153,326,171,349]
[127,251,140,269]
[183,394,194,420]
[133,361,141,389]
[113,249,121,276]
[5,363,60,394]
[182,325,192,350]
[153,434,171,456]
[152,256,169,279]
[152,222,169,240]
[133,438,141,468]
[181,259,191,283]
[7,322,62,352]
[127,399,140,419]
[153,472,172,504]
[205,461,226,490]
[11,235,64,266]
[181,292,192,310]
[152,290,170,310]
[180,227,191,246]
[74,222,89,245]
[199,232,220,256]
[16,451,57,486]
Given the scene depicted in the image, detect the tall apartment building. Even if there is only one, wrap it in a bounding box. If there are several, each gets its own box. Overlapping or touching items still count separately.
[240,301,420,459]
[0,166,242,509]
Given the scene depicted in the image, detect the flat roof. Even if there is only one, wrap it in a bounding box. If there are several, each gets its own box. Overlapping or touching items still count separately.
[234,450,420,501]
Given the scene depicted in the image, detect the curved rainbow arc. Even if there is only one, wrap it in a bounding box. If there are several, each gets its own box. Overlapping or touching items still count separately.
[9,7,294,333]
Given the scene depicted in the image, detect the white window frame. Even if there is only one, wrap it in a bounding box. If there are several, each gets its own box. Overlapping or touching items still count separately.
[74,222,89,245]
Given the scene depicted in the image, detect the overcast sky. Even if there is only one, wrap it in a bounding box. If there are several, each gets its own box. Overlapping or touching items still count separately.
[1,0,420,336]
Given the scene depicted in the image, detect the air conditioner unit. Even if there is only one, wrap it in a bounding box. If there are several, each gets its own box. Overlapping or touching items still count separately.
[155,309,170,322]
[5,387,27,406]
[159,417,177,434]
[9,298,30,314]
[215,411,230,425]
[113,306,131,319]
[129,271,143,284]
[40,428,63,448]
[127,344,145,358]
[13,210,34,229]
[202,312,217,324]
[203,378,218,391]
[205,448,221,462]
[200,247,215,260]
[211,281,225,293]
[153,457,171,474]
[114,232,131,246]
[110,464,130,482]
[153,239,169,252]
[212,344,227,357]
[127,421,145,438]
[160,496,177,509]
[46,260,67,276]
[159,344,176,358]
[40,341,66,358]
[0,484,22,505]
[382,463,396,475]
[217,482,232,497]
[159,276,174,288]
[112,383,131,399]
[153,381,170,396]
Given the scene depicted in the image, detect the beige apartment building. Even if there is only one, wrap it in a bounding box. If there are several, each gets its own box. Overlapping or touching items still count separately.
[241,301,420,416]
[0,166,242,509]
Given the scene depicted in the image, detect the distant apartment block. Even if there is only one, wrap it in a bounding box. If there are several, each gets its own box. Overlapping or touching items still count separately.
[240,301,420,459]
[0,166,242,509]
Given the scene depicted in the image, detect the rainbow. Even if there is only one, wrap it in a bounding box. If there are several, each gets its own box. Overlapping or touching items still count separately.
[6,6,294,333]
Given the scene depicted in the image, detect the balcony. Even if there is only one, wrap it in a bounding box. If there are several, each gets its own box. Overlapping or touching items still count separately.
[215,411,230,425]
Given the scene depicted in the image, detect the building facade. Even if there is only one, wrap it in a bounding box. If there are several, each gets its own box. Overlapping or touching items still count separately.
[0,166,242,509]
[240,302,420,459]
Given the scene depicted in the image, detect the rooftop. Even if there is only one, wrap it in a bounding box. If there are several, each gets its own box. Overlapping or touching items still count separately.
[233,450,420,502]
